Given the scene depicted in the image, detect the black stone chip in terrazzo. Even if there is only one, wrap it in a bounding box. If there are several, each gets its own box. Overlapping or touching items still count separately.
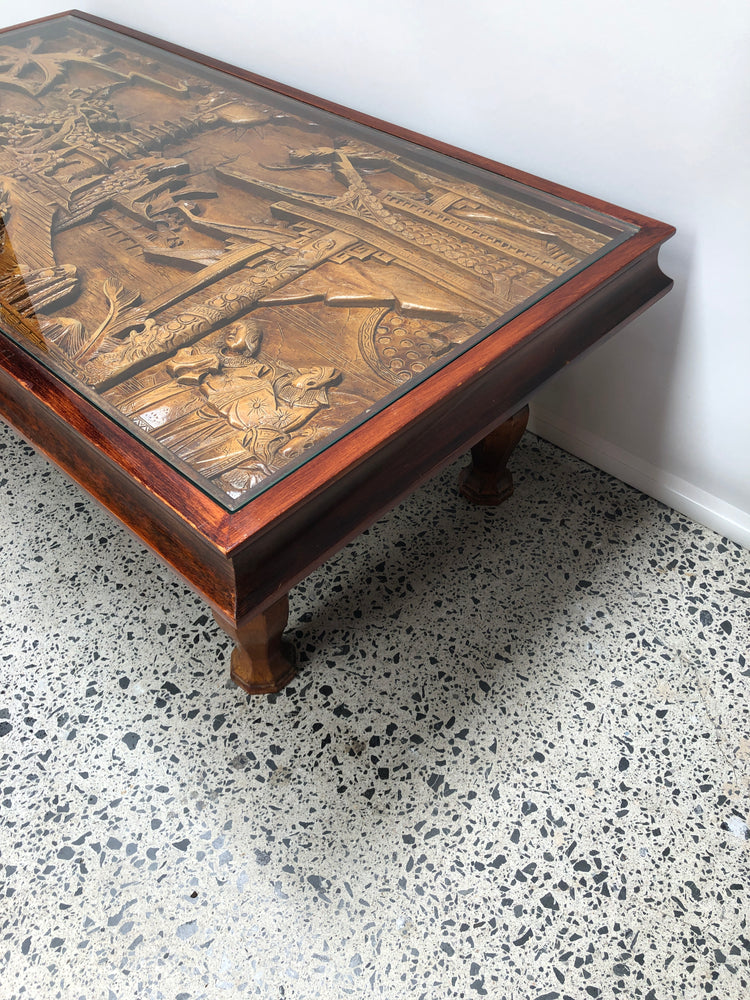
[0,418,749,999]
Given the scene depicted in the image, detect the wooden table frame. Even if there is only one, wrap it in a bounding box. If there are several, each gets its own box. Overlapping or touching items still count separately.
[0,10,675,693]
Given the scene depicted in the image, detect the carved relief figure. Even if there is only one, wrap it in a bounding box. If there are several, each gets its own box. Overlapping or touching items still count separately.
[117,320,339,490]
[0,17,617,505]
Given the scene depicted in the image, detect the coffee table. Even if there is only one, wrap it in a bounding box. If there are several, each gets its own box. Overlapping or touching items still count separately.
[0,11,674,693]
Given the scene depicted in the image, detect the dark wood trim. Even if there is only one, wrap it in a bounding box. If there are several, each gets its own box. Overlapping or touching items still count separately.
[222,230,672,550]
[220,245,671,623]
[0,338,227,537]
[0,343,237,617]
[0,9,80,34]
[0,10,676,639]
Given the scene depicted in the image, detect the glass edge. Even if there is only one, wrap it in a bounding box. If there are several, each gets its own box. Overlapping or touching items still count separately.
[0,13,641,514]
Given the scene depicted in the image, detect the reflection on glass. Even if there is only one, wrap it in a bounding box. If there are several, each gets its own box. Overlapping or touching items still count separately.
[0,15,637,509]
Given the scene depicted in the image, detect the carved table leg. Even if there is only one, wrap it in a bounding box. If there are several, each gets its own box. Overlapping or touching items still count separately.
[458,405,529,506]
[213,594,297,694]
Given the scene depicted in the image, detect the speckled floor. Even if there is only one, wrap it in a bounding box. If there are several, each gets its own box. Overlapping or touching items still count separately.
[1,417,749,1000]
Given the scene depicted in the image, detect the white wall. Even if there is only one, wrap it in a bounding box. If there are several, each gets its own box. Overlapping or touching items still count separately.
[6,0,750,546]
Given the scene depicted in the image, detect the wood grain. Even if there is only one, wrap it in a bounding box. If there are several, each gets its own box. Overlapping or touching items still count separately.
[0,11,675,689]
[0,12,643,512]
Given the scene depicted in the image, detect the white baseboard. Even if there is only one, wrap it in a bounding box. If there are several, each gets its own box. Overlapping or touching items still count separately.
[528,406,750,550]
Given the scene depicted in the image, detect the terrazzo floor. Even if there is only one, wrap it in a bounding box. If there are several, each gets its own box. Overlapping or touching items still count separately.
[0,417,748,1000]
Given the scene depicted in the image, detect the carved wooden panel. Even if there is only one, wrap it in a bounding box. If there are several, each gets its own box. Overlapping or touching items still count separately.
[0,15,636,507]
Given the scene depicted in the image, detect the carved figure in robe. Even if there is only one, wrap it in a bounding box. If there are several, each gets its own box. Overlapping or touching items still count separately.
[131,318,340,486]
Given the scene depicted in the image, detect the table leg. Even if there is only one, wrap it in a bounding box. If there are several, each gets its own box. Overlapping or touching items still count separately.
[213,594,297,694]
[458,405,529,506]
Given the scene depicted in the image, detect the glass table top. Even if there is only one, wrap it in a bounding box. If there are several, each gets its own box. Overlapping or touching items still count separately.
[0,14,637,509]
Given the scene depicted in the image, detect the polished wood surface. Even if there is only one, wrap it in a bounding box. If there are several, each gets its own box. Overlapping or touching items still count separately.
[459,405,530,506]
[0,13,632,510]
[0,11,676,693]
[213,596,296,695]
